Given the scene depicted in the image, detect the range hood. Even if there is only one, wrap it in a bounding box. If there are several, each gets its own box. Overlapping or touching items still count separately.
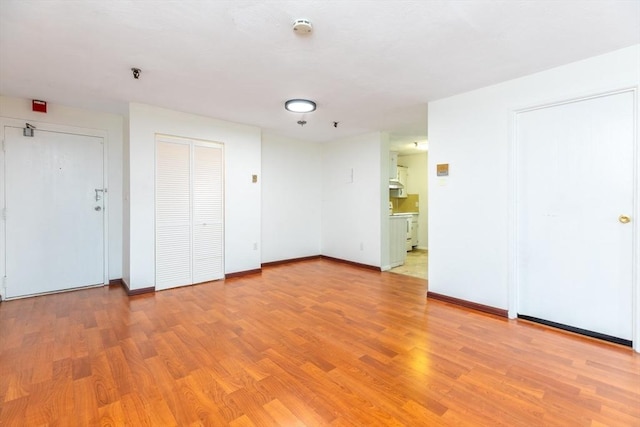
[389,179,404,190]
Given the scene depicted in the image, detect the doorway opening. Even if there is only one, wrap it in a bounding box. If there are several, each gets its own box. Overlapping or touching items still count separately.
[388,151,429,282]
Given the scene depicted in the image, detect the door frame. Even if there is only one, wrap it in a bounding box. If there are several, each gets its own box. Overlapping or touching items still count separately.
[507,87,639,351]
[0,118,110,299]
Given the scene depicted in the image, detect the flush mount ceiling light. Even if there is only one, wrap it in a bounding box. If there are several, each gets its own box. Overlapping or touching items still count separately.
[285,99,316,113]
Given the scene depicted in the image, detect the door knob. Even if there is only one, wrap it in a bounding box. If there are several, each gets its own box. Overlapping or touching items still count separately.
[94,206,102,211]
[618,215,631,224]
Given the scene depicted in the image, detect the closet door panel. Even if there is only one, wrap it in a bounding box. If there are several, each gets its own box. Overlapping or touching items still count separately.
[192,143,224,283]
[156,139,192,290]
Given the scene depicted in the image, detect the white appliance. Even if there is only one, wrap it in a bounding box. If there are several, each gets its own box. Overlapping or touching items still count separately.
[405,216,412,251]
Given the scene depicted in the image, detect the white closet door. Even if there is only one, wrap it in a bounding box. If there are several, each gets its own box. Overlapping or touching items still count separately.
[156,139,192,290]
[193,143,224,283]
[155,136,224,290]
[516,90,634,341]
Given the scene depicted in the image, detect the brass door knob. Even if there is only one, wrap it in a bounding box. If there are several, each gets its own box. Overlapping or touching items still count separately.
[619,215,631,224]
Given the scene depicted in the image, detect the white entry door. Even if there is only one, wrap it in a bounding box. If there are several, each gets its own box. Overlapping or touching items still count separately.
[4,126,105,298]
[516,90,635,341]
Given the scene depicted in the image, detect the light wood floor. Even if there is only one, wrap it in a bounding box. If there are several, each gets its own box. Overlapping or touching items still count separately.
[1,258,638,426]
[389,249,428,280]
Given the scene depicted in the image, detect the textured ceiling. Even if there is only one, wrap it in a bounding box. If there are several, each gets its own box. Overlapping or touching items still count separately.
[1,1,638,152]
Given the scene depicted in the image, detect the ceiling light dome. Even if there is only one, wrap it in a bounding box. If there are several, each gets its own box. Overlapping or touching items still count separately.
[285,99,316,113]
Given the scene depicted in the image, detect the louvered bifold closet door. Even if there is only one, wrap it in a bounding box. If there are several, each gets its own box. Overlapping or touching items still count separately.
[156,139,192,290]
[192,143,224,283]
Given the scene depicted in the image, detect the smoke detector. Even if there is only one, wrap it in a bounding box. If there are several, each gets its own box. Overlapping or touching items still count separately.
[293,19,312,34]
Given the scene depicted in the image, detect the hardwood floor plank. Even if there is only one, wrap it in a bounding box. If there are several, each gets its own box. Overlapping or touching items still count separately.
[179,371,230,424]
[68,323,90,360]
[117,338,162,400]
[0,395,29,427]
[402,399,453,425]
[263,386,328,426]
[144,354,199,424]
[262,398,305,426]
[1,367,31,403]
[595,403,640,426]
[24,361,73,426]
[296,361,397,425]
[52,315,72,361]
[326,366,425,425]
[72,376,99,426]
[105,346,135,396]
[72,355,92,380]
[30,340,54,384]
[97,400,125,426]
[190,366,246,423]
[575,375,640,416]
[258,349,343,422]
[119,392,154,426]
[1,258,638,425]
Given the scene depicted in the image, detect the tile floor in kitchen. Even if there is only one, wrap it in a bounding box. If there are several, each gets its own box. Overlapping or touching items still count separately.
[389,249,428,280]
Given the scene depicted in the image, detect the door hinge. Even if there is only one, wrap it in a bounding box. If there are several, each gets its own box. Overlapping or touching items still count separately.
[1,208,5,220]
[1,139,5,152]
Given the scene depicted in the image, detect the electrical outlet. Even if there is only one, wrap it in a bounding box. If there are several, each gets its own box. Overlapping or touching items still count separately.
[359,242,364,251]
[253,242,258,250]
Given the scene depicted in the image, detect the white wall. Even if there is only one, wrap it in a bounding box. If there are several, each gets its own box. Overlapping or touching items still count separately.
[428,45,640,310]
[399,153,428,249]
[0,95,124,285]
[122,115,130,285]
[321,132,386,268]
[127,103,261,290]
[261,133,322,263]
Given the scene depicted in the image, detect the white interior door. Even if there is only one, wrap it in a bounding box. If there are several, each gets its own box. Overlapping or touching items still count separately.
[4,126,105,298]
[516,90,635,341]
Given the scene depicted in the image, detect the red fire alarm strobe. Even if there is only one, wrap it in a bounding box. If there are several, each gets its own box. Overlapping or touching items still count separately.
[32,100,47,113]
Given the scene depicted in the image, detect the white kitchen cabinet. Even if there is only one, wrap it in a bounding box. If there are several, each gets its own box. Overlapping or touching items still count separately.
[405,216,412,251]
[389,152,398,180]
[389,216,407,267]
[396,166,408,198]
[411,214,419,247]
